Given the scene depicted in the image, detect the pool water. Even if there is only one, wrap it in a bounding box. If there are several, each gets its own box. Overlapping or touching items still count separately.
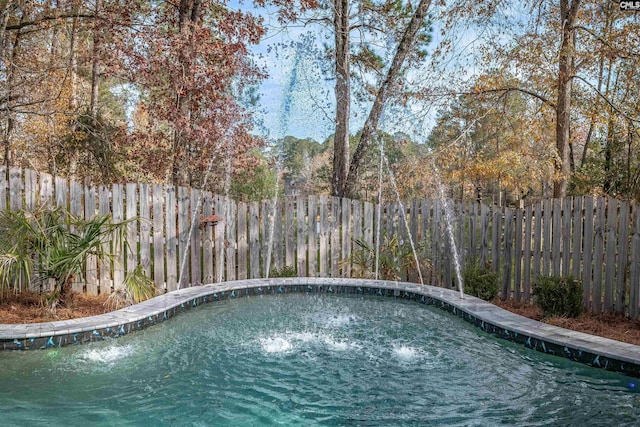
[0,293,638,426]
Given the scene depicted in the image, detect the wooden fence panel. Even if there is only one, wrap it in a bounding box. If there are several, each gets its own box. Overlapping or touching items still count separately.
[502,208,513,299]
[297,196,308,276]
[514,207,523,300]
[552,198,562,276]
[433,200,442,286]
[112,184,125,291]
[261,200,271,276]
[39,173,53,205]
[249,202,260,279]
[152,185,165,291]
[190,189,202,286]
[139,184,151,277]
[533,201,542,281]
[70,181,87,292]
[562,197,572,276]
[24,169,37,211]
[331,197,341,277]
[592,197,606,312]
[341,198,352,277]
[273,200,284,272]
[582,197,594,308]
[5,168,640,317]
[225,198,236,282]
[125,183,137,275]
[8,168,22,211]
[99,186,112,294]
[55,175,67,209]
[308,196,318,277]
[285,197,295,270]
[604,199,618,311]
[165,186,178,291]
[480,203,490,268]
[177,186,189,288]
[236,201,247,280]
[542,199,552,276]
[491,206,501,274]
[616,202,630,314]
[572,196,583,279]
[214,195,225,282]
[319,196,329,277]
[85,185,98,294]
[523,204,533,302]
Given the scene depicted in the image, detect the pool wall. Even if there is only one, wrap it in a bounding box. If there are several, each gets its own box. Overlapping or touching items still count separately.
[1,278,639,378]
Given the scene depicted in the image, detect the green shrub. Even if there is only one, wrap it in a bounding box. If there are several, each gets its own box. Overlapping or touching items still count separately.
[533,275,583,318]
[269,265,297,278]
[462,260,499,301]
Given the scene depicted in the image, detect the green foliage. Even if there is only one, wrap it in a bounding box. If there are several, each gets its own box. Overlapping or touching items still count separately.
[229,153,278,202]
[0,204,131,309]
[533,276,583,318]
[348,234,430,281]
[462,260,499,301]
[269,265,298,278]
[105,265,158,310]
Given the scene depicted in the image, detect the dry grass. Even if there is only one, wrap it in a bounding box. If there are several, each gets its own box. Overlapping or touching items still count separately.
[1,292,640,348]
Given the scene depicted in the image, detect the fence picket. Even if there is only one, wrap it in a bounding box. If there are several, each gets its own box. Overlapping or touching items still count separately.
[99,186,112,294]
[152,185,165,292]
[236,201,247,280]
[225,198,236,282]
[319,196,329,277]
[616,202,630,314]
[190,189,202,286]
[84,185,98,294]
[593,197,606,312]
[523,204,533,302]
[308,196,318,277]
[502,208,513,299]
[177,186,189,288]
[630,209,640,319]
[139,184,151,277]
[297,196,308,276]
[582,197,594,308]
[249,202,260,278]
[604,199,618,311]
[165,186,178,291]
[285,197,295,270]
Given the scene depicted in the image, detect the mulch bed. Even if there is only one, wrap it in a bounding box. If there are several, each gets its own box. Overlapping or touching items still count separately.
[494,299,640,347]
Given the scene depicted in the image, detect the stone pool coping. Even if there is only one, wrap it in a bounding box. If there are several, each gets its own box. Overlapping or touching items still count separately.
[1,278,639,377]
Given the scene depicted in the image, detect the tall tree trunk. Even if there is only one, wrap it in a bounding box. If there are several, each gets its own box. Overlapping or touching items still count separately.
[331,0,350,197]
[89,0,101,120]
[2,16,22,172]
[553,0,581,198]
[172,0,200,187]
[343,0,432,199]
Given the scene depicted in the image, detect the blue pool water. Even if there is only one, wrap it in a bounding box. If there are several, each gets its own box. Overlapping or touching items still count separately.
[0,293,638,426]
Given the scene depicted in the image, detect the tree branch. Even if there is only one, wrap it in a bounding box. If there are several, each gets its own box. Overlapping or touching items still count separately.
[572,74,640,123]
[6,13,96,31]
[467,87,557,110]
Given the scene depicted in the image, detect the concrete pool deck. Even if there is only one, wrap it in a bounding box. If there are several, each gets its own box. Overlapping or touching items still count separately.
[1,278,639,377]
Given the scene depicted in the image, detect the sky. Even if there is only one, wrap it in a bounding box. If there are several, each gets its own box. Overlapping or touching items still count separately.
[231,1,489,144]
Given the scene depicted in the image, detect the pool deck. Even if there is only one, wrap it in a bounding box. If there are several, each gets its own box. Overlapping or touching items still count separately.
[1,278,639,377]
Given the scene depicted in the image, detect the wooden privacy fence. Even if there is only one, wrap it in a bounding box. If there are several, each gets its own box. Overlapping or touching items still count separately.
[2,167,640,318]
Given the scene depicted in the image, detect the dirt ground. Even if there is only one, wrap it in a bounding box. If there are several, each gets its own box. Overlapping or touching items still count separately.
[1,291,640,347]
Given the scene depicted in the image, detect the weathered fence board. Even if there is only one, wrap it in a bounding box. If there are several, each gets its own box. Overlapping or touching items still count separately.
[319,196,329,277]
[308,196,318,277]
[249,202,260,279]
[139,184,151,277]
[236,201,247,280]
[191,189,202,286]
[165,186,178,291]
[225,198,236,282]
[99,186,112,294]
[582,197,595,307]
[593,197,606,312]
[85,185,98,295]
[152,185,165,291]
[297,196,307,276]
[604,199,618,311]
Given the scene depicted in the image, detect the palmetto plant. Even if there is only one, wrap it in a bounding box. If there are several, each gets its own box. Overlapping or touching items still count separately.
[0,204,154,310]
[348,233,431,282]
